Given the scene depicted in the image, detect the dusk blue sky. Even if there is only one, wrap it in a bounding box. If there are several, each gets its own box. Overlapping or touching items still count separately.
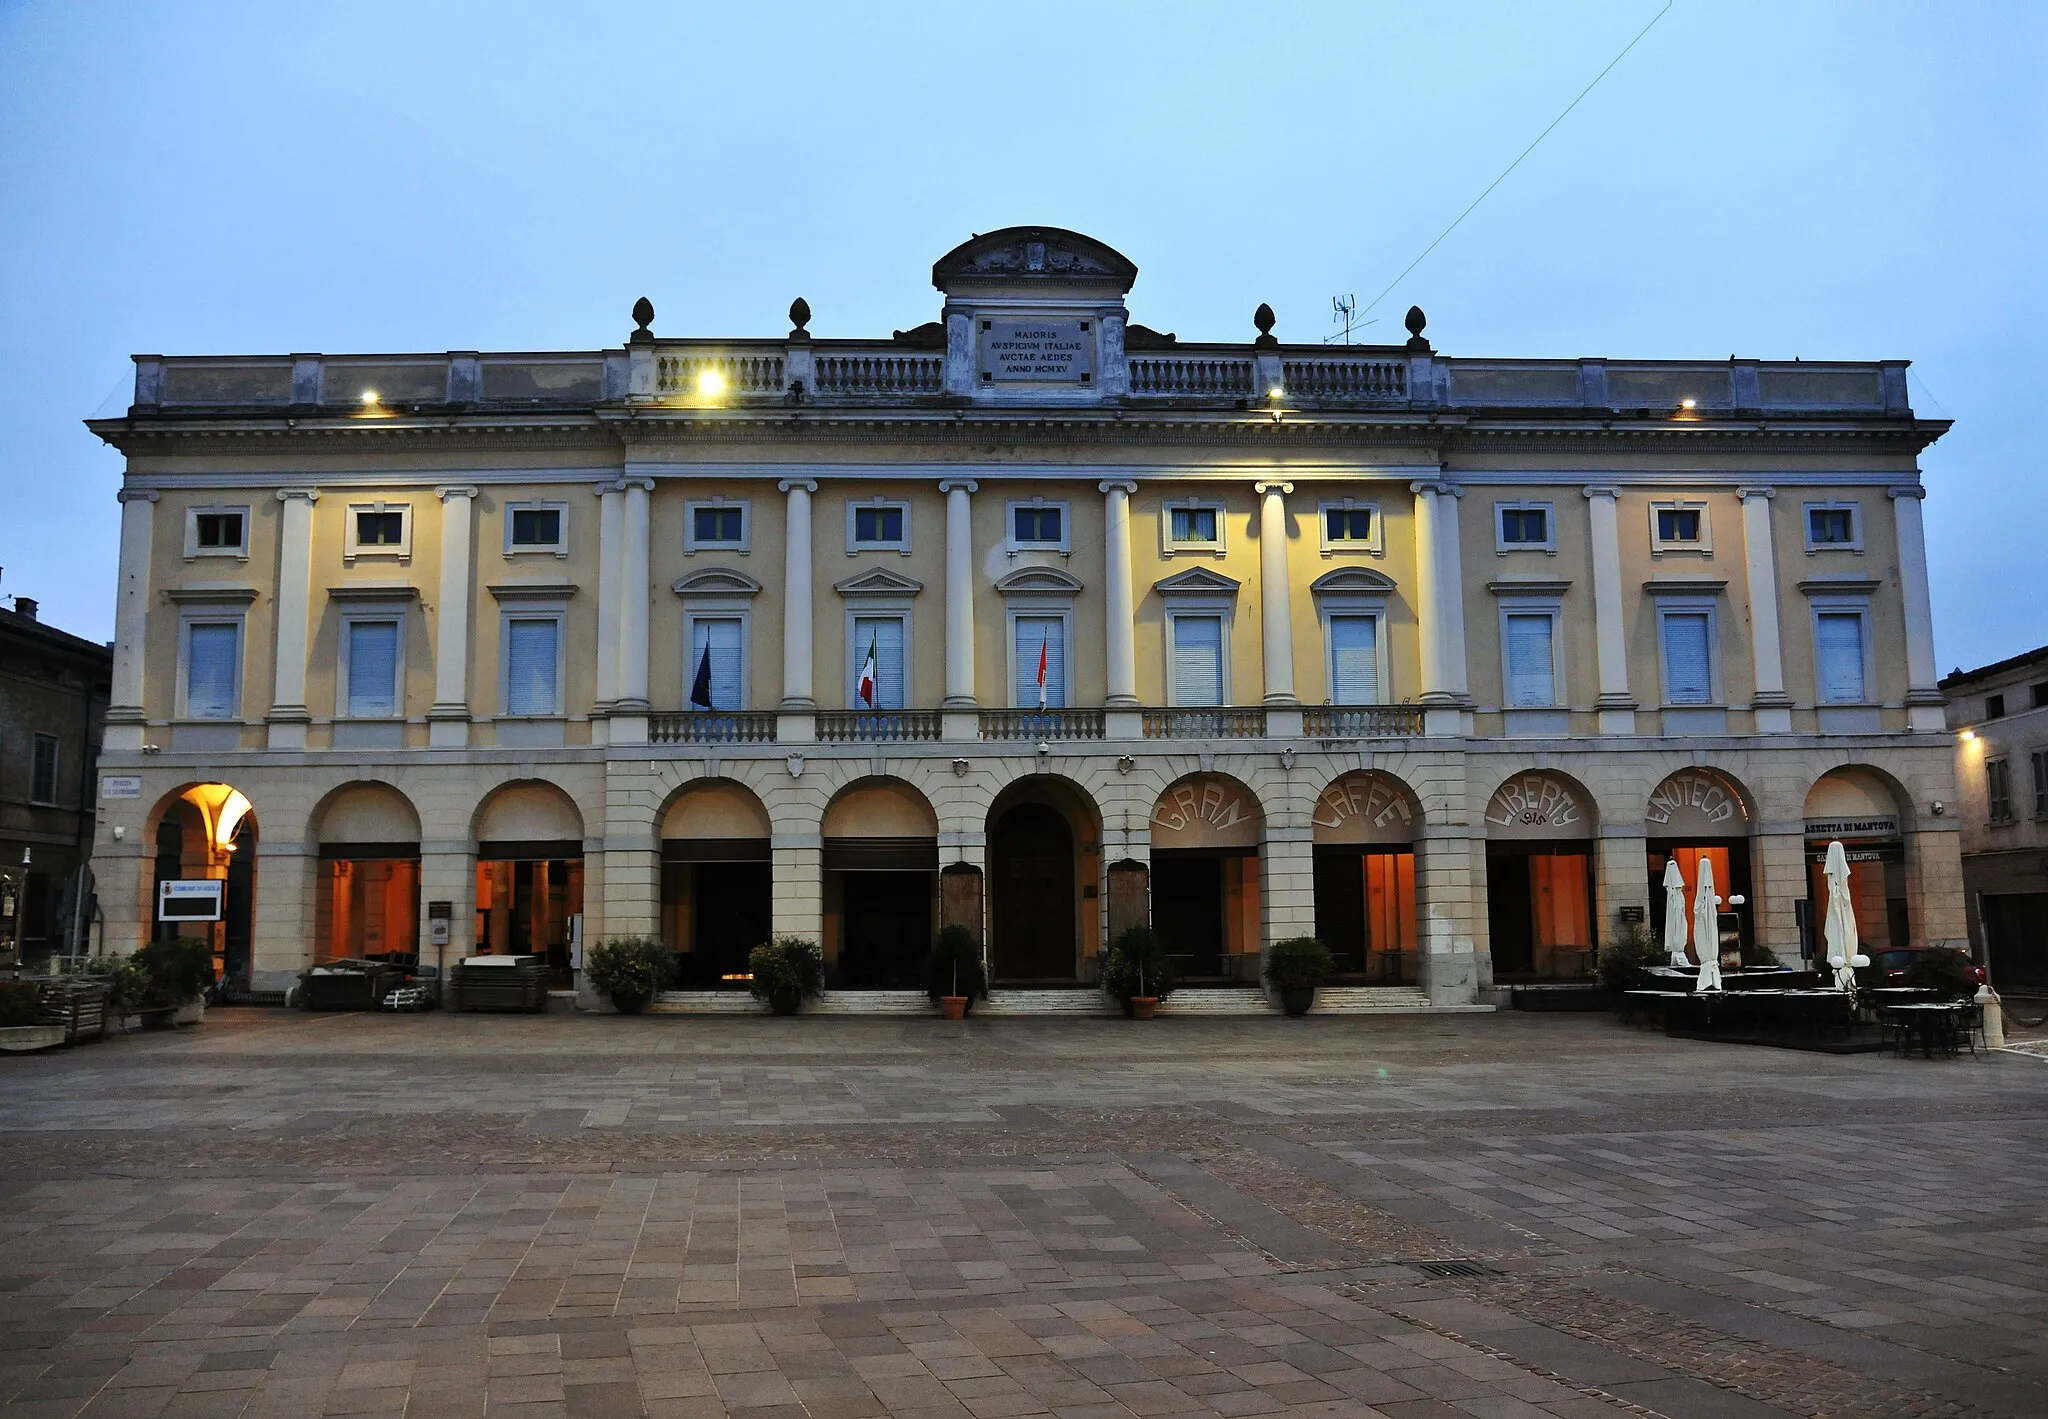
[2,1,2041,671]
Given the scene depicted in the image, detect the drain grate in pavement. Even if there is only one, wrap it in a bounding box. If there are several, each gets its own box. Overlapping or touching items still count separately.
[1410,1259,1493,1278]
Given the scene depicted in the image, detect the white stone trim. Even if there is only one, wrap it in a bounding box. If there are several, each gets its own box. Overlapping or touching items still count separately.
[343,499,414,564]
[1801,498,1864,554]
[1159,496,1226,558]
[1493,499,1556,554]
[502,500,569,557]
[1315,497,1384,557]
[1003,496,1071,553]
[183,504,251,560]
[1648,498,1713,556]
[845,495,911,554]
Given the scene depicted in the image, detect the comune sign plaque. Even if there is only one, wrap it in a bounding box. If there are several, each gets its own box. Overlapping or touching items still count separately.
[978,320,1093,384]
[158,879,224,922]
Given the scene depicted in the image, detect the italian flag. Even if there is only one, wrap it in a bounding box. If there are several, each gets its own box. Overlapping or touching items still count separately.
[1036,633,1049,709]
[858,633,879,707]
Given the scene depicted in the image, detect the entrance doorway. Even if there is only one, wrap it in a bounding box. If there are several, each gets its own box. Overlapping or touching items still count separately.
[662,856,772,988]
[836,871,932,988]
[1486,845,1595,980]
[990,802,1077,981]
[1313,848,1416,982]
[1152,850,1257,979]
[475,850,584,986]
[147,783,257,985]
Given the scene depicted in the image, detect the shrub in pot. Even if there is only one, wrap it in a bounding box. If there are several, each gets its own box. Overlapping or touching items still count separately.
[0,979,42,1027]
[1598,923,1664,993]
[586,936,673,1014]
[749,937,824,1015]
[131,938,214,1021]
[1264,936,1334,1017]
[924,925,987,1018]
[1099,927,1173,1018]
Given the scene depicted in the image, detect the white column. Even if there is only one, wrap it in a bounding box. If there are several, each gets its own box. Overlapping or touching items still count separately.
[1100,481,1139,714]
[105,489,157,752]
[594,482,624,711]
[1412,483,1446,701]
[616,477,654,710]
[1738,487,1793,734]
[267,488,319,750]
[1411,479,1468,734]
[940,479,977,709]
[1434,484,1469,700]
[429,485,477,747]
[779,479,817,719]
[1890,484,1946,731]
[1583,486,1636,734]
[1255,481,1297,707]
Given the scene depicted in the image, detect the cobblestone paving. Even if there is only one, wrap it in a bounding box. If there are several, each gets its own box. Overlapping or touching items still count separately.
[1,1009,2044,1418]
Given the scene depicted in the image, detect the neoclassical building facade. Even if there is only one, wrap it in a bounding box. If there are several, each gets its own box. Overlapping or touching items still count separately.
[86,227,1963,1005]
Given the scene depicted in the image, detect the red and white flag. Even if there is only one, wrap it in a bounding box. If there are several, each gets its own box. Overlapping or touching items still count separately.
[1036,634,1049,709]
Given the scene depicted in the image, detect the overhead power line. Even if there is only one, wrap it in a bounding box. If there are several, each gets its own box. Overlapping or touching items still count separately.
[1359,0,1676,321]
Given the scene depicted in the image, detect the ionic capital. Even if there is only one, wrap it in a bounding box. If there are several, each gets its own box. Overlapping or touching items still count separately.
[777,478,819,495]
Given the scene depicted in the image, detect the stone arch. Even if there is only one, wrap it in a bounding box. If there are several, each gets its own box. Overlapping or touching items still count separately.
[140,782,259,980]
[473,780,585,844]
[1643,766,1753,839]
[311,781,421,845]
[821,777,939,839]
[1311,769,1421,846]
[1149,771,1263,851]
[1801,764,1912,832]
[1482,768,1599,841]
[660,778,771,841]
[1800,764,1915,954]
[986,775,1104,981]
[1148,772,1264,980]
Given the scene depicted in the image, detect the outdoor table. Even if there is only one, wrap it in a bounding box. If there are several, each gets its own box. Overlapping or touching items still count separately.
[1881,1001,1965,1059]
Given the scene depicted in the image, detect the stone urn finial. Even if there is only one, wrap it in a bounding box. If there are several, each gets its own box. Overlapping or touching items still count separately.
[1404,305,1431,352]
[631,296,655,341]
[1253,302,1278,348]
[789,297,812,338]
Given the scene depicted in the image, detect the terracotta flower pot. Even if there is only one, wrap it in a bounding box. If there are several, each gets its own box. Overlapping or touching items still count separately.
[1130,996,1158,1020]
[940,996,968,1020]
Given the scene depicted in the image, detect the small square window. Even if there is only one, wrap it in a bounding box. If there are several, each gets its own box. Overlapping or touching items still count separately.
[694,506,744,544]
[195,512,243,549]
[1172,507,1216,542]
[853,505,905,545]
[356,511,405,546]
[1501,508,1547,544]
[1013,505,1063,545]
[1326,507,1372,542]
[1986,693,2006,720]
[1656,508,1702,543]
[510,507,561,547]
[1809,508,1855,544]
[2033,682,2048,710]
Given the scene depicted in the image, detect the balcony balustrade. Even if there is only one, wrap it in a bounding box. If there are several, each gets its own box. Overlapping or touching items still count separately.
[1127,356,1253,397]
[1302,705,1425,738]
[655,351,784,396]
[977,709,1106,741]
[649,711,778,744]
[815,710,944,742]
[1141,708,1267,739]
[814,353,945,396]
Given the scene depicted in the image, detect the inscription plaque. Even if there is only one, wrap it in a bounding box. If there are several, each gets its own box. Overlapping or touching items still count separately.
[978,319,1093,384]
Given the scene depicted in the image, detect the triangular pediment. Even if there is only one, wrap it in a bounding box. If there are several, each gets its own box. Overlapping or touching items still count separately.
[1152,566,1241,597]
[993,566,1085,596]
[834,567,925,597]
[1310,567,1398,596]
[671,567,762,597]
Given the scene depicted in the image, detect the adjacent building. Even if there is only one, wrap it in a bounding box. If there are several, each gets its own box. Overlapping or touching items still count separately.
[1942,647,2048,991]
[0,596,112,965]
[82,226,1964,1004]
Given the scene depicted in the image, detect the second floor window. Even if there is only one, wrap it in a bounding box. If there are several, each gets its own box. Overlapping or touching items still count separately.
[1328,615,1380,703]
[1013,506,1063,545]
[852,505,905,546]
[850,616,906,709]
[1014,616,1067,708]
[1660,611,1713,705]
[194,511,244,551]
[504,618,560,716]
[688,618,744,710]
[694,506,743,545]
[356,510,404,546]
[1809,506,1856,545]
[1325,507,1373,544]
[1985,693,2006,720]
[186,622,241,719]
[1500,507,1548,546]
[1504,612,1557,707]
[345,620,400,717]
[1656,507,1702,543]
[1169,506,1219,547]
[1988,757,2013,824]
[510,507,562,548]
[1815,612,1867,704]
[30,735,58,805]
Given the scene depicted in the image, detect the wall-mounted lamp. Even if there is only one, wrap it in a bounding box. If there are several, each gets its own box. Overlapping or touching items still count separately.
[1959,728,1976,742]
[360,390,380,406]
[697,370,727,399]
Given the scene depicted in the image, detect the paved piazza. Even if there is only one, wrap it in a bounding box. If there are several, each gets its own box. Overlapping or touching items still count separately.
[3,1011,2047,1419]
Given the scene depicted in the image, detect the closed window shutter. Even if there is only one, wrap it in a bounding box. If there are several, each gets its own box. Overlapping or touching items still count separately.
[1013,616,1066,708]
[186,623,240,719]
[1328,616,1379,703]
[1815,613,1865,703]
[692,618,744,709]
[1173,615,1224,706]
[505,618,559,715]
[1661,613,1711,704]
[852,616,905,708]
[346,620,400,717]
[1504,614,1555,707]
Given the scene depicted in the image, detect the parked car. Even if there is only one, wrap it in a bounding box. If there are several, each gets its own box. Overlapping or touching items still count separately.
[1873,947,1987,990]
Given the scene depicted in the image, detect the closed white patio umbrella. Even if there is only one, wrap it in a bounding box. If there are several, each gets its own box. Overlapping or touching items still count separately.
[1693,856,1724,992]
[1662,858,1691,968]
[1823,839,1860,993]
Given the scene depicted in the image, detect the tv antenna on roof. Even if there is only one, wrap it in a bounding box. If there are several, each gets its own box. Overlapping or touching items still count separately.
[1324,294,1375,344]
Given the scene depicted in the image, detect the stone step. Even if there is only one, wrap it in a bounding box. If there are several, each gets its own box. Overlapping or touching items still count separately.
[1157,988,1274,1015]
[979,990,1113,1016]
[646,986,1487,1016]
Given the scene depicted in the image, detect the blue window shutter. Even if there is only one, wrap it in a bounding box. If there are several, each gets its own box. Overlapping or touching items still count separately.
[1013,616,1066,708]
[1816,613,1865,703]
[346,620,399,717]
[1173,615,1224,706]
[691,618,745,709]
[186,623,240,719]
[1328,616,1379,703]
[1661,613,1712,705]
[1504,614,1556,707]
[505,618,559,715]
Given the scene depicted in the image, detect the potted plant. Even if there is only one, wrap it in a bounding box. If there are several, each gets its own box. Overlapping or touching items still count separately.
[586,936,673,1014]
[1598,922,1665,994]
[130,938,214,1028]
[1264,936,1334,1017]
[1099,927,1173,1019]
[0,979,65,1053]
[924,925,987,1019]
[749,936,824,1016]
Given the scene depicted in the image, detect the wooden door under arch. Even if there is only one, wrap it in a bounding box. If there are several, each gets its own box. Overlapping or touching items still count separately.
[990,802,1077,981]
